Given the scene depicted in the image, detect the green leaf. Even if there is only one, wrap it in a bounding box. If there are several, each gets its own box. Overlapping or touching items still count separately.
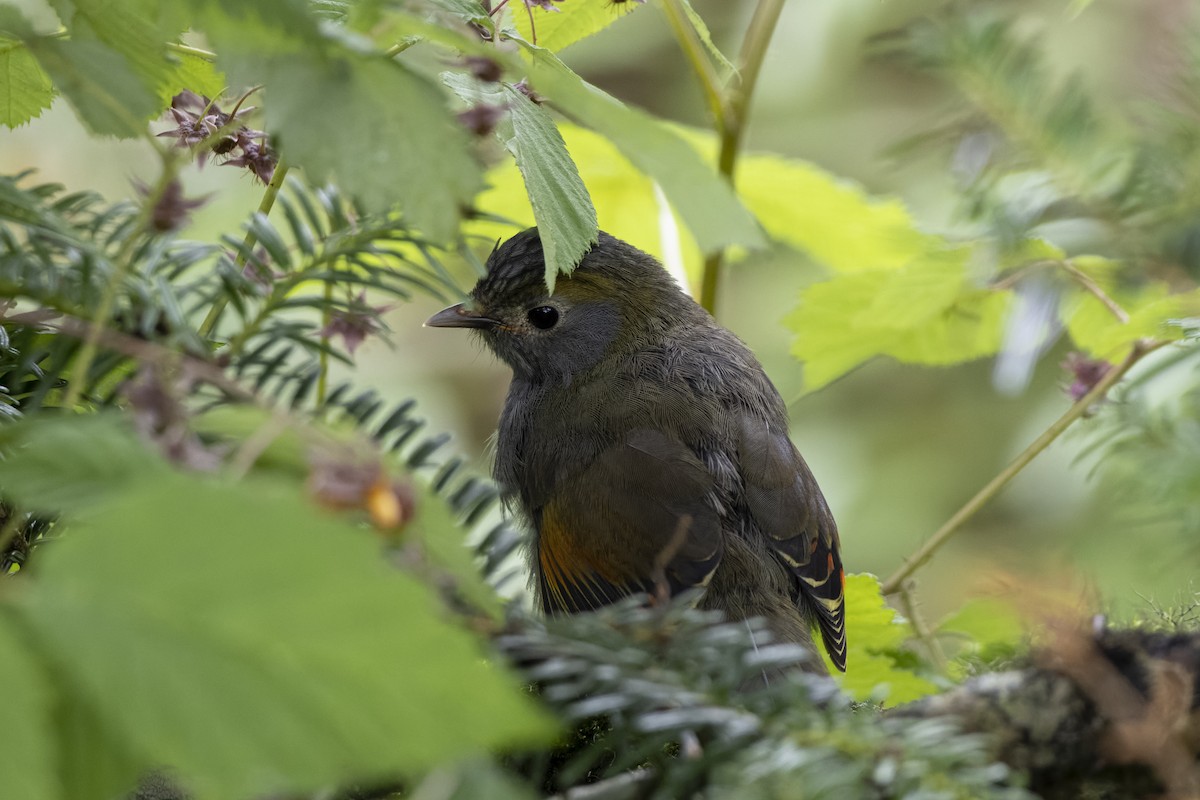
[0,611,57,800]
[17,475,554,799]
[512,0,648,53]
[0,36,54,127]
[47,0,176,103]
[1065,281,1199,360]
[157,50,224,108]
[831,574,939,705]
[937,598,1024,651]
[245,54,481,242]
[675,0,735,75]
[426,0,492,26]
[938,598,1025,680]
[500,84,597,288]
[405,486,505,619]
[788,250,1012,390]
[522,45,763,255]
[0,414,162,515]
[734,151,942,273]
[23,36,158,137]
[471,121,663,269]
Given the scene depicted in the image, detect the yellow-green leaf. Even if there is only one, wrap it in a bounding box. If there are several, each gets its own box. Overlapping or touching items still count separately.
[788,251,1012,390]
[1065,282,1200,359]
[471,123,669,270]
[512,0,647,53]
[830,574,939,705]
[735,152,941,273]
[0,35,54,127]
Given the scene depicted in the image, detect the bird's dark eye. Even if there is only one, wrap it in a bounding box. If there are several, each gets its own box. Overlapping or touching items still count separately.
[526,306,559,329]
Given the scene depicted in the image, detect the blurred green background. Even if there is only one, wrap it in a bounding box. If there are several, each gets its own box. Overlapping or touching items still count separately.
[3,0,1192,620]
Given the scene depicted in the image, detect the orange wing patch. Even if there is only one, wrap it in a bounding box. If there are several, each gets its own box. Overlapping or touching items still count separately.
[537,505,631,614]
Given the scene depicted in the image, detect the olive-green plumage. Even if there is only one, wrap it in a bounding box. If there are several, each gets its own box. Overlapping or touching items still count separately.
[428,229,846,672]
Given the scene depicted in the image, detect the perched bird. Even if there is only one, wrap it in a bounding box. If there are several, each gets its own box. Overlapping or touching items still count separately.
[427,229,846,672]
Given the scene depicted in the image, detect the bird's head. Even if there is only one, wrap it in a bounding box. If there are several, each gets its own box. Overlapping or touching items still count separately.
[426,228,693,383]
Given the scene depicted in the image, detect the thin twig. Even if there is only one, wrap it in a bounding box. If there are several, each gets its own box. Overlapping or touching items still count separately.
[992,259,1130,324]
[1058,260,1130,324]
[881,338,1166,595]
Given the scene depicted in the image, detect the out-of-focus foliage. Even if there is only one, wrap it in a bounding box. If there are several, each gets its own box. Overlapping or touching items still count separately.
[3,416,551,800]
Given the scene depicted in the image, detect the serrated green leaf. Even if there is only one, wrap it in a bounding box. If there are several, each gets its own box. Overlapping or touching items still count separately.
[157,50,224,108]
[512,0,647,53]
[857,247,974,329]
[0,414,161,515]
[0,611,57,800]
[471,121,663,270]
[831,574,938,705]
[522,45,763,255]
[725,151,940,272]
[48,0,176,106]
[426,0,492,26]
[24,36,158,137]
[1065,282,1199,359]
[0,36,54,127]
[500,84,597,288]
[244,54,481,242]
[18,475,554,800]
[675,0,735,75]
[788,250,1012,390]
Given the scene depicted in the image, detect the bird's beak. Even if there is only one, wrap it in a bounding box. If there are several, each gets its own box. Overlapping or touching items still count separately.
[424,302,501,329]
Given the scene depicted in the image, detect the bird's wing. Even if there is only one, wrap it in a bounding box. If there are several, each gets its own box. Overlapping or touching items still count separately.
[737,414,847,671]
[535,428,724,614]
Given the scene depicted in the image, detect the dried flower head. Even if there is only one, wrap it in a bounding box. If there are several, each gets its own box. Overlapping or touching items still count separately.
[457,103,509,137]
[137,178,208,233]
[463,55,503,83]
[319,292,392,357]
[158,89,276,182]
[1062,352,1112,402]
[221,137,278,184]
[512,79,544,105]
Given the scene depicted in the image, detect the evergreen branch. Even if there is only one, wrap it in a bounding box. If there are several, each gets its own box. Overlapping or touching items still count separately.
[882,338,1168,594]
[199,157,291,341]
[61,157,179,408]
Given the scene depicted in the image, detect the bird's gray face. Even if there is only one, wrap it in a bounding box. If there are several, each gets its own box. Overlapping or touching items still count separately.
[426,281,622,384]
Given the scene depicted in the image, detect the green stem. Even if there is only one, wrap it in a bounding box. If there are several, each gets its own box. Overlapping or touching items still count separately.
[60,160,178,409]
[697,0,786,315]
[317,282,333,405]
[897,580,947,669]
[198,158,291,341]
[881,339,1165,595]
[660,0,728,134]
